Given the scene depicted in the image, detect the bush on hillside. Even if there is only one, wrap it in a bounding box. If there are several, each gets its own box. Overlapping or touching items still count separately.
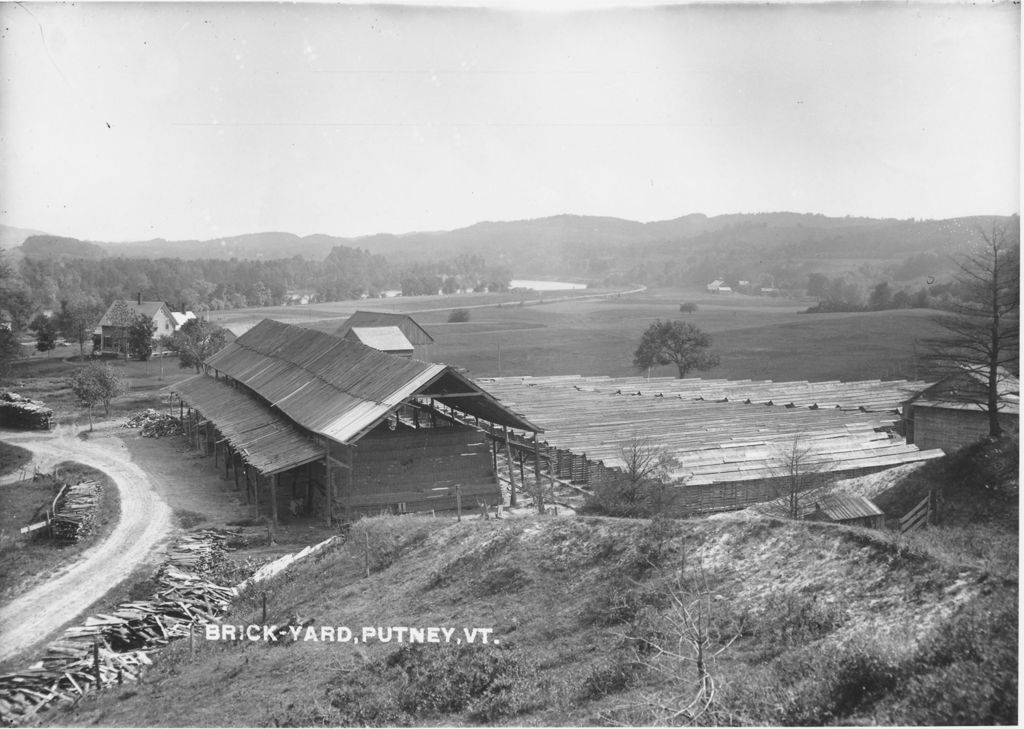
[325,644,539,725]
[678,302,699,313]
[447,308,471,323]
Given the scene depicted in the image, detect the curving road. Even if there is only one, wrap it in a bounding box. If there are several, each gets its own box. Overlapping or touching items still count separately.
[0,424,173,663]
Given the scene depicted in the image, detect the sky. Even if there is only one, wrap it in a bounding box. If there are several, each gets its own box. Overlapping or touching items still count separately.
[0,1,1019,243]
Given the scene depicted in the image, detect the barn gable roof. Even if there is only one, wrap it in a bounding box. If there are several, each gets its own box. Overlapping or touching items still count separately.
[336,310,434,345]
[908,366,1020,414]
[204,319,537,444]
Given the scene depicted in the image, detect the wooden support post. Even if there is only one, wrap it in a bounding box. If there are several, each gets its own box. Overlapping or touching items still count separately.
[253,471,260,515]
[503,426,517,507]
[346,446,354,514]
[491,437,498,473]
[456,483,462,522]
[324,452,332,527]
[224,446,230,480]
[271,473,279,526]
[306,463,313,515]
[213,440,219,469]
[243,464,250,503]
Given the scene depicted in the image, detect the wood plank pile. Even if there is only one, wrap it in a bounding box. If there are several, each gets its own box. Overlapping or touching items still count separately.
[50,482,100,542]
[0,391,53,430]
[121,409,183,438]
[0,533,235,725]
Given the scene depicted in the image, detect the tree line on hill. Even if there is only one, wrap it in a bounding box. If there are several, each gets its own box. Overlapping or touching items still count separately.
[0,245,512,333]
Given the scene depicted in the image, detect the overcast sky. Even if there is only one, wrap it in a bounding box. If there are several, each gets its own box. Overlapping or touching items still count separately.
[0,2,1019,243]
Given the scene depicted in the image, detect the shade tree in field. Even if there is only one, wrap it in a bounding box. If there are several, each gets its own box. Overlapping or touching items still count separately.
[923,219,1020,437]
[633,320,720,379]
[69,362,125,430]
[168,318,228,373]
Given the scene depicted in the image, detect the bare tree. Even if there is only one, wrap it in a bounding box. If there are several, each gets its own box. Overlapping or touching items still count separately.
[770,437,832,519]
[627,558,741,726]
[923,218,1019,437]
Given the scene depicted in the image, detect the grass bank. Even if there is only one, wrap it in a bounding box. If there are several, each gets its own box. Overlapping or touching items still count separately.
[48,503,1015,726]
[0,462,120,608]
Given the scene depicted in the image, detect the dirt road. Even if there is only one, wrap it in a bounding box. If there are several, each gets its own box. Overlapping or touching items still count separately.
[0,423,173,663]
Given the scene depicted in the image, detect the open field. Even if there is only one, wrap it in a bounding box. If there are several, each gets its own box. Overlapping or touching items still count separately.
[380,288,947,381]
[205,285,620,330]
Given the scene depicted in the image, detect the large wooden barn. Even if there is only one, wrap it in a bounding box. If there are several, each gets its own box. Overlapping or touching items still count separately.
[169,319,538,522]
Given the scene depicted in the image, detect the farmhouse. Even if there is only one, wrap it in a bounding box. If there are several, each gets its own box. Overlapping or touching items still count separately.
[95,297,177,357]
[902,367,1019,452]
[168,319,538,522]
[467,374,945,516]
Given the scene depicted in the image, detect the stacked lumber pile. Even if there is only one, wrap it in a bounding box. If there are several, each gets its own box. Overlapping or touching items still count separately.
[0,533,234,724]
[50,482,100,542]
[121,409,183,438]
[0,392,53,430]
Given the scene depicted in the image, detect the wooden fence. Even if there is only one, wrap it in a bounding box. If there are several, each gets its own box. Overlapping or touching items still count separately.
[899,491,935,534]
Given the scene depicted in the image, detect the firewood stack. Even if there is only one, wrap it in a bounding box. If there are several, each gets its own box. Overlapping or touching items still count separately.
[0,392,53,430]
[0,533,236,724]
[49,482,100,542]
[121,409,183,438]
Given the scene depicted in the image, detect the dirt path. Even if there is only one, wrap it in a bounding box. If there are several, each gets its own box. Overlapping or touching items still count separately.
[0,423,173,663]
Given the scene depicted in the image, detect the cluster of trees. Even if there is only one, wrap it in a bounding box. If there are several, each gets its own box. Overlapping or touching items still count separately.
[1,246,512,330]
[804,273,959,313]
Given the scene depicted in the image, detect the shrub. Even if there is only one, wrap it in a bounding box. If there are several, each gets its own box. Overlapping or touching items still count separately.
[447,308,471,323]
[327,643,538,725]
[678,302,698,313]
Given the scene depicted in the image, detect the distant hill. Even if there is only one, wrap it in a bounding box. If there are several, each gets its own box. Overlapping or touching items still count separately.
[6,214,1016,281]
[21,235,107,260]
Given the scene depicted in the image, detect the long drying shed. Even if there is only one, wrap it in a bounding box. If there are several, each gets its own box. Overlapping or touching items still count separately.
[168,319,539,522]
[461,374,947,515]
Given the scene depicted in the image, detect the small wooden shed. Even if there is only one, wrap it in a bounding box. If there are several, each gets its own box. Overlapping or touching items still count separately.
[805,495,885,529]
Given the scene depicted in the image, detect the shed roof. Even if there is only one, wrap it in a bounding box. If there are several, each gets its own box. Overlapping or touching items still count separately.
[99,300,172,328]
[172,375,324,475]
[807,495,884,522]
[909,366,1020,415]
[336,311,434,344]
[344,326,414,353]
[205,319,537,444]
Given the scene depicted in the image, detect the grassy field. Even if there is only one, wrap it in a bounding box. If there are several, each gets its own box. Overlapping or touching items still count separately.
[46,438,1017,726]
[3,355,194,426]
[0,442,32,478]
[0,462,120,608]
[367,288,947,382]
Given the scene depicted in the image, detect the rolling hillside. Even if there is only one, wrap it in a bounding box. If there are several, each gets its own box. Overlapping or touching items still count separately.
[48,451,1017,727]
[6,214,1014,275]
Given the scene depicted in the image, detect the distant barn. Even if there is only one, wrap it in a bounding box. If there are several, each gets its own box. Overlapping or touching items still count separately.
[342,326,415,357]
[336,311,434,358]
[169,319,537,522]
[903,367,1019,452]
